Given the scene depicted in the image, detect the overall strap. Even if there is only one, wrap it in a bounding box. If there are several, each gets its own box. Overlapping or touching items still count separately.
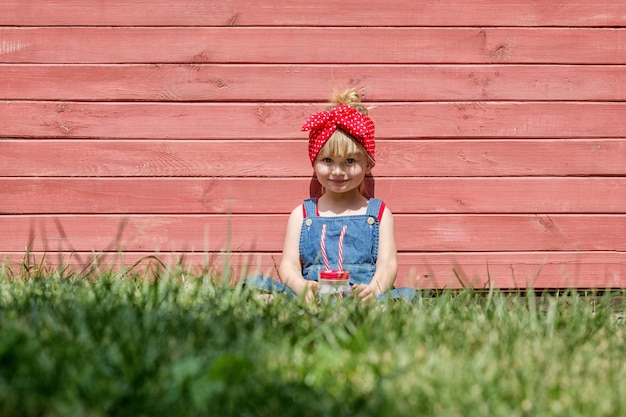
[366,198,386,223]
[302,198,317,217]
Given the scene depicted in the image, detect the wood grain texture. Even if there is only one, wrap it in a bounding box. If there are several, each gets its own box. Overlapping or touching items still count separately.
[2,102,626,139]
[2,139,624,177]
[2,28,626,64]
[3,0,626,27]
[2,177,625,214]
[1,215,624,252]
[0,139,626,176]
[3,64,626,101]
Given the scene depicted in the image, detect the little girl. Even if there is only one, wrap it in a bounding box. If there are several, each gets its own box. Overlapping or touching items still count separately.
[249,89,414,302]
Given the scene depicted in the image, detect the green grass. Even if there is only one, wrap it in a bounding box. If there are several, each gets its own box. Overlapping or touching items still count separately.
[1,259,625,417]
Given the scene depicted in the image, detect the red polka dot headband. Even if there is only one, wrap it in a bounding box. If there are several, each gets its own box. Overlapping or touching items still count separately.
[301,104,375,166]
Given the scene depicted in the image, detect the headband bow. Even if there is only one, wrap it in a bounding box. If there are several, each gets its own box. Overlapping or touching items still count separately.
[302,104,375,165]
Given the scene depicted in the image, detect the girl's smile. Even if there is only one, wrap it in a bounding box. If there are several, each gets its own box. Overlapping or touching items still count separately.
[314,154,370,195]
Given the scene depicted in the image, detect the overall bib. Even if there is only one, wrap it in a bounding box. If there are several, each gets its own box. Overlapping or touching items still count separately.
[300,197,382,286]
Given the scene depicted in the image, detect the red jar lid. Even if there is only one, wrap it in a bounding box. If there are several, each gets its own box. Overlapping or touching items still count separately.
[319,270,350,280]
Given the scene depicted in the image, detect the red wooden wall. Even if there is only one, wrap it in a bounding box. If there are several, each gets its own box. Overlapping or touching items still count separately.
[1,0,625,289]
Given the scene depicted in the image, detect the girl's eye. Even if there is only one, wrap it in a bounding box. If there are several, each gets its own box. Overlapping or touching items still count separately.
[322,157,333,163]
[345,158,356,164]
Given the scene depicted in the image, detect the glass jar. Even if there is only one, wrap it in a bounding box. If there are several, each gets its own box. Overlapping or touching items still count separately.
[318,270,351,300]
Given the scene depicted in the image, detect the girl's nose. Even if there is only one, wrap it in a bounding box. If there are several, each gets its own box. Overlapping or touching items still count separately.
[331,164,344,175]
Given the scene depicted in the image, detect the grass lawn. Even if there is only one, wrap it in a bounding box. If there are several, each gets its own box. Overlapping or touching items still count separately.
[1,259,625,417]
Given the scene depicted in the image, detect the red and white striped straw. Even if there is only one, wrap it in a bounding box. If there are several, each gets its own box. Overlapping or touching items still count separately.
[320,224,330,271]
[337,225,347,271]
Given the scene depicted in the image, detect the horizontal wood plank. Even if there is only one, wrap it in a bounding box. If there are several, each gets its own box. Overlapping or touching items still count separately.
[3,177,626,215]
[2,28,626,64]
[1,215,624,252]
[3,64,626,102]
[1,250,625,290]
[2,139,624,178]
[3,0,626,27]
[2,102,626,139]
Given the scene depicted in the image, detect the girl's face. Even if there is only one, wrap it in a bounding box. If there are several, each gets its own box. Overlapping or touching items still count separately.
[313,152,371,195]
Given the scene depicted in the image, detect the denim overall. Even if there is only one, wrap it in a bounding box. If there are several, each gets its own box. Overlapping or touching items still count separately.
[300,197,381,286]
[245,198,417,301]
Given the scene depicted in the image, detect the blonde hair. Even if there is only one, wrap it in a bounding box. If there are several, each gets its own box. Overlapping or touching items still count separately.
[327,88,369,115]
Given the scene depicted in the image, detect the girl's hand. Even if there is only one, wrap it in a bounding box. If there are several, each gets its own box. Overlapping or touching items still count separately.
[351,284,378,303]
[303,280,320,303]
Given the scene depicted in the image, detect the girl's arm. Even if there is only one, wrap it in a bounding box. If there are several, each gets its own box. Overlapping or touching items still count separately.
[278,205,319,301]
[353,206,398,301]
